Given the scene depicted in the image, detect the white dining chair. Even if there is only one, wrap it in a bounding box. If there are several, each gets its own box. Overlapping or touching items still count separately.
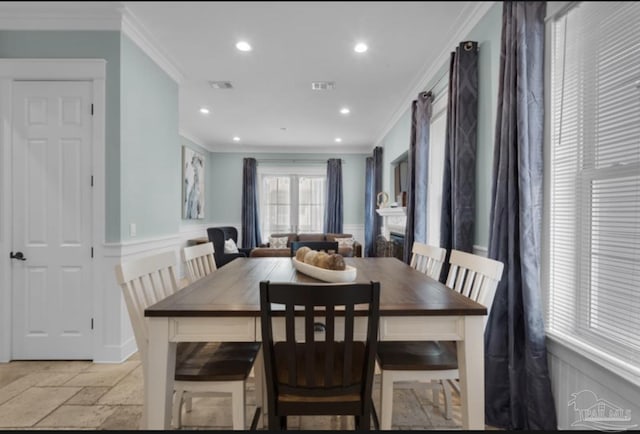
[376,249,504,428]
[409,242,447,279]
[114,250,261,430]
[182,241,217,283]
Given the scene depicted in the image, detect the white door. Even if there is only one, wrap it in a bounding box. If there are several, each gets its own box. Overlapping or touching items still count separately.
[11,81,93,359]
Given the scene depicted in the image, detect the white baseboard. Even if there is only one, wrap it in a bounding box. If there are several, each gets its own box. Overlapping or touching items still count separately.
[473,245,488,257]
[93,337,137,364]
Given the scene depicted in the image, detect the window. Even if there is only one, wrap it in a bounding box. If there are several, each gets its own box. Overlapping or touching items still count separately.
[259,166,326,241]
[546,1,640,381]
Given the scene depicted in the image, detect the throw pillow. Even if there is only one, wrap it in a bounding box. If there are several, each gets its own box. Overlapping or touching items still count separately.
[269,236,288,249]
[334,237,355,249]
[224,238,239,254]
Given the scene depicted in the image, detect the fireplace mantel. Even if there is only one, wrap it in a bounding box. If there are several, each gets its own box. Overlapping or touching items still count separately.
[376,207,406,240]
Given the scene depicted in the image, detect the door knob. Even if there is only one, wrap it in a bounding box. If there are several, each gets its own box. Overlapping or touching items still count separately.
[9,251,26,261]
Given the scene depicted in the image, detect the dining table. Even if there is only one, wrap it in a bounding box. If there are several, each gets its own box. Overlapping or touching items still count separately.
[143,256,487,430]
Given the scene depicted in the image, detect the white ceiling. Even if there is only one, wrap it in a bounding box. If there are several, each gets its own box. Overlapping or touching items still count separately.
[123,1,483,153]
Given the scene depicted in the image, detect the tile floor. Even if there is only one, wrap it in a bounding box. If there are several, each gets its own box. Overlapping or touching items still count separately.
[0,351,473,430]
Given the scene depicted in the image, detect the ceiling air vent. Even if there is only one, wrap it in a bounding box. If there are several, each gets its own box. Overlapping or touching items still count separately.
[209,81,233,89]
[311,81,335,91]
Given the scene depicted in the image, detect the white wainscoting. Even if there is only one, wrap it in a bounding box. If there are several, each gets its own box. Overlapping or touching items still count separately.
[547,337,640,429]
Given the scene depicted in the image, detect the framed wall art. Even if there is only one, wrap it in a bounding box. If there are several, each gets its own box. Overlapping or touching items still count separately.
[182,146,205,219]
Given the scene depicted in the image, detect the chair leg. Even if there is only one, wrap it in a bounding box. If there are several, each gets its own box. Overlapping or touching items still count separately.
[380,371,394,430]
[431,381,440,409]
[231,381,246,430]
[442,380,452,420]
[253,348,266,428]
[172,387,185,429]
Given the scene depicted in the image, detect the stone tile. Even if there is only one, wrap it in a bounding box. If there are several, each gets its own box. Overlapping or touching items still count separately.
[63,361,139,387]
[0,369,26,390]
[0,360,91,374]
[35,373,78,387]
[0,386,81,428]
[35,404,117,428]
[65,387,109,405]
[392,388,432,428]
[298,415,354,430]
[0,373,60,405]
[98,405,142,430]
[97,365,143,405]
[181,395,234,428]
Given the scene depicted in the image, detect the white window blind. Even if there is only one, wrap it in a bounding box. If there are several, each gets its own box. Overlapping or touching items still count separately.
[259,167,326,241]
[548,1,640,377]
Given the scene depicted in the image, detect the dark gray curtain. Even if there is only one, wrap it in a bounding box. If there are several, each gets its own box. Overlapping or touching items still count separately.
[241,157,262,249]
[440,41,478,280]
[485,2,556,430]
[323,158,343,233]
[403,93,433,264]
[364,147,383,257]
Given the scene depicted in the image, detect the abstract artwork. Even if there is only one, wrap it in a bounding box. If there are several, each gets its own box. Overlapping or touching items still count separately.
[182,146,205,219]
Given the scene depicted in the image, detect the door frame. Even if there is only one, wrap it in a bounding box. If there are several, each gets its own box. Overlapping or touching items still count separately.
[0,59,106,362]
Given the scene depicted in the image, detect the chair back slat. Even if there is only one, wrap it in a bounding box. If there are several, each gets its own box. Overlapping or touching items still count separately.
[260,281,380,401]
[114,251,179,365]
[409,242,447,280]
[324,305,335,386]
[183,242,217,283]
[285,303,297,385]
[445,250,505,329]
[342,303,355,387]
[305,304,315,386]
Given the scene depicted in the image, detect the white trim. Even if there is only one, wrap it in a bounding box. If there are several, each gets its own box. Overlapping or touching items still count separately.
[207,143,372,155]
[472,245,488,257]
[372,1,496,151]
[0,59,106,79]
[179,129,207,149]
[547,333,640,389]
[103,234,181,259]
[0,1,123,31]
[121,6,185,84]
[0,59,106,363]
[93,336,137,365]
[0,79,13,362]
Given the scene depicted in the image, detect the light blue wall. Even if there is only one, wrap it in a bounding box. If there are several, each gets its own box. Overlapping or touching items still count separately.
[180,136,216,226]
[376,2,502,248]
[120,34,179,241]
[0,30,122,242]
[208,152,367,226]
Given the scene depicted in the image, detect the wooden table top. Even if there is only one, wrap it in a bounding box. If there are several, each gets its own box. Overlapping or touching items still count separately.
[145,257,487,317]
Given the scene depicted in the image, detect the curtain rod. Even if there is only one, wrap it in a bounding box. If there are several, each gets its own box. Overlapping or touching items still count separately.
[420,70,448,99]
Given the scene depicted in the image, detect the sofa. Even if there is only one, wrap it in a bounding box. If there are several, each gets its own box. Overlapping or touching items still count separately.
[250,232,362,258]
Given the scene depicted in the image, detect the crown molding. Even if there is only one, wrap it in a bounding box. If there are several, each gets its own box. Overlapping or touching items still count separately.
[206,143,372,155]
[179,129,207,149]
[120,6,185,84]
[371,1,497,151]
[0,1,123,30]
[0,2,185,85]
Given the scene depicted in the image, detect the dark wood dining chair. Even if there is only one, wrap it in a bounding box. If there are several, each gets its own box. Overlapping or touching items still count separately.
[259,280,380,430]
[290,240,339,257]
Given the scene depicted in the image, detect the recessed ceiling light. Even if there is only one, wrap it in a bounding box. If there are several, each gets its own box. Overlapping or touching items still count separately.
[199,107,210,114]
[335,137,342,143]
[233,136,241,142]
[236,41,252,52]
[340,107,350,115]
[354,42,368,53]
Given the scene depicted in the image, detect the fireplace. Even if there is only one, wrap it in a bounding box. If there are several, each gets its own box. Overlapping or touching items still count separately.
[389,232,405,260]
[375,207,407,259]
